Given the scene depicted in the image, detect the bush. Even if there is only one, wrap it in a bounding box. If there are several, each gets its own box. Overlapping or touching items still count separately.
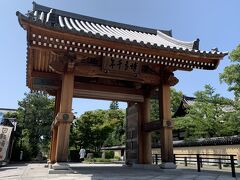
[114,156,120,161]
[10,142,21,161]
[105,150,114,159]
[96,158,111,163]
[11,140,32,161]
[69,150,80,162]
[22,146,33,161]
[93,151,102,158]
[84,158,111,163]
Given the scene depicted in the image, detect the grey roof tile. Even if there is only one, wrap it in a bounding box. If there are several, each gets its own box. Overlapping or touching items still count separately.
[16,2,228,58]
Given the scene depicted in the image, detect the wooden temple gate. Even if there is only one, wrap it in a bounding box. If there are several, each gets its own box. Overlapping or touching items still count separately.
[17,2,226,168]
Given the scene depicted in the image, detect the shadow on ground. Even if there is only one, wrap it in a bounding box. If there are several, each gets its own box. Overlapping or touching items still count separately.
[70,164,240,180]
[0,163,27,171]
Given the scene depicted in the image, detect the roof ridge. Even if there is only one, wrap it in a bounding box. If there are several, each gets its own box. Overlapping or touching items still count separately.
[183,95,196,100]
[32,1,172,36]
[0,108,17,111]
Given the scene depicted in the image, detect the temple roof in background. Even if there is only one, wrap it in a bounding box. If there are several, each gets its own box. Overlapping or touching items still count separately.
[102,135,240,149]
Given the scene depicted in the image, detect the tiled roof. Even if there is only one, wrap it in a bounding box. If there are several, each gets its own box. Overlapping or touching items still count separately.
[17,2,228,74]
[173,95,235,118]
[153,135,240,147]
[102,136,240,150]
[17,2,205,52]
[172,135,240,147]
[182,95,196,106]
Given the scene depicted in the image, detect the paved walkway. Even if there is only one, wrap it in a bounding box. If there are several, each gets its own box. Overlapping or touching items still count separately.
[0,163,239,180]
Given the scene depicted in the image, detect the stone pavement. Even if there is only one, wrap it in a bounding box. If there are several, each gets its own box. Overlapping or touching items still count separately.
[0,163,239,180]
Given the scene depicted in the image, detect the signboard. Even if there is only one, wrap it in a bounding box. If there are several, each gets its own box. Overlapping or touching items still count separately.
[0,126,13,161]
[103,57,141,77]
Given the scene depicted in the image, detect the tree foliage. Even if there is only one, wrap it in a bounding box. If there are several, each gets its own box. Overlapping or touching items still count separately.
[174,85,235,140]
[171,88,184,113]
[70,108,125,152]
[175,45,240,140]
[103,109,125,146]
[12,92,54,160]
[109,101,119,110]
[220,44,240,99]
[150,88,183,121]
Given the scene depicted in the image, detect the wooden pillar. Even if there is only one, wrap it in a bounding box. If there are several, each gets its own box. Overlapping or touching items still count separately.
[55,122,71,161]
[54,89,62,117]
[50,89,61,163]
[50,127,58,163]
[159,79,176,168]
[55,71,74,162]
[138,96,152,164]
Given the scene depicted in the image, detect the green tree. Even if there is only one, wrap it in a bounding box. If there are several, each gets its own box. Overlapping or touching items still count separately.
[150,99,159,121]
[71,110,115,152]
[103,109,125,146]
[218,100,240,136]
[4,111,18,119]
[70,107,126,151]
[171,88,184,113]
[220,44,240,99]
[16,92,54,159]
[150,88,183,121]
[110,101,119,110]
[218,44,240,137]
[174,85,232,139]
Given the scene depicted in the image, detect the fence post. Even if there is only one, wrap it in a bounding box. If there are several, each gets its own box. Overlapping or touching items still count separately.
[218,158,222,169]
[155,154,158,165]
[173,154,176,164]
[197,154,201,172]
[184,157,187,166]
[230,155,236,178]
[200,157,203,167]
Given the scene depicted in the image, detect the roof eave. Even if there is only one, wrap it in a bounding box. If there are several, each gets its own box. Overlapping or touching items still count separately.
[16,11,26,29]
[16,11,33,32]
[19,15,227,72]
[17,13,32,89]
[21,18,228,60]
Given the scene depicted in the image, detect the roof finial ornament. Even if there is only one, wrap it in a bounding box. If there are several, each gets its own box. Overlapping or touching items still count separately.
[211,47,219,52]
[193,38,200,50]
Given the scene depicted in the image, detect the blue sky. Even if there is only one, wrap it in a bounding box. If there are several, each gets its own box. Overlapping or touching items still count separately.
[0,0,239,116]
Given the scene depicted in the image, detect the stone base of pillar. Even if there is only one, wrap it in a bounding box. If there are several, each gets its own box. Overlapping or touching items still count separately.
[130,164,161,170]
[159,162,177,169]
[52,162,70,170]
[48,162,73,174]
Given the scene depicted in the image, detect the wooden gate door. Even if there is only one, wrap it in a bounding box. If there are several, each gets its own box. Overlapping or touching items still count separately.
[126,103,139,164]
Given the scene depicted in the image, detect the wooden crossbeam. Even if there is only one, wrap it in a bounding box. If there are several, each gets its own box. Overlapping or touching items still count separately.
[143,120,161,132]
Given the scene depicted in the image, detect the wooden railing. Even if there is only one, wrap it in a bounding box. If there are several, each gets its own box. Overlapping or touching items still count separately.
[152,153,237,177]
